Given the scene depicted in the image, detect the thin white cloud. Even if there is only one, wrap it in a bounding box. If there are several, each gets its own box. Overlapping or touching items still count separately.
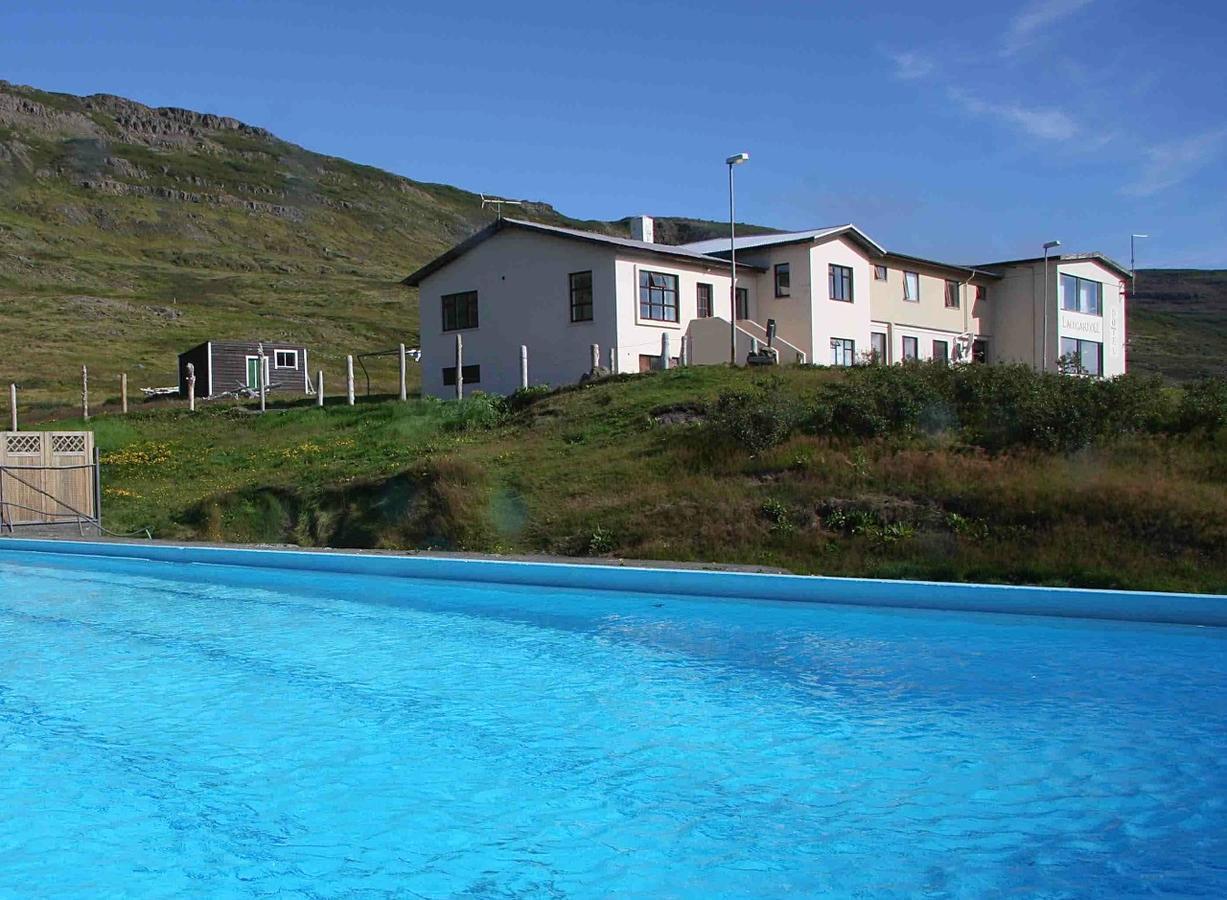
[887,50,934,81]
[1004,0,1095,55]
[949,89,1080,142]
[1123,127,1227,197]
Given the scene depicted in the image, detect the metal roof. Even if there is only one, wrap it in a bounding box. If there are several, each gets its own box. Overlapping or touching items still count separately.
[974,252,1132,280]
[878,251,1003,280]
[403,218,765,286]
[681,225,886,256]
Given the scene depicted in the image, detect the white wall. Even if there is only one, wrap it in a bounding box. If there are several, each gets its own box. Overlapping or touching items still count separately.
[738,241,815,360]
[808,236,874,365]
[417,229,618,397]
[1056,259,1128,377]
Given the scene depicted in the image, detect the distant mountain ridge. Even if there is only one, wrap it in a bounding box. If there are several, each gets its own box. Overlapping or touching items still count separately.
[0,78,1222,406]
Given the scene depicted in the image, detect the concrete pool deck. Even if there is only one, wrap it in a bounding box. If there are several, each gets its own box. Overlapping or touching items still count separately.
[2,536,1225,627]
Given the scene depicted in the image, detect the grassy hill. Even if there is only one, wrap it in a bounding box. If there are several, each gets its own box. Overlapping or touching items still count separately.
[43,363,1227,594]
[1129,270,1227,381]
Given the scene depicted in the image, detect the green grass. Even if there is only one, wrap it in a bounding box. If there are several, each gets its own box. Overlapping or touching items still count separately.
[34,364,1227,594]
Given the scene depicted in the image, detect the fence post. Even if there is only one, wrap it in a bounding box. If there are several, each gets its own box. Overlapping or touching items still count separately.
[8,383,15,431]
[455,334,464,400]
[82,365,89,421]
[519,345,529,390]
[608,346,617,374]
[121,373,128,414]
[258,346,267,413]
[317,370,325,407]
[346,355,355,406]
[660,333,671,371]
[679,335,689,367]
[186,363,196,411]
[398,343,408,402]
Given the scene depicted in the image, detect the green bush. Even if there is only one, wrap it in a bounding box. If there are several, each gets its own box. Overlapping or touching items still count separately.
[502,384,554,414]
[441,393,505,432]
[706,382,800,453]
[1177,377,1227,433]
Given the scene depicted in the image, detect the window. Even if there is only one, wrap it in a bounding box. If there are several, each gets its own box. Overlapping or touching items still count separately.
[569,271,593,322]
[870,331,887,364]
[903,271,920,302]
[774,263,791,297]
[874,264,888,281]
[639,270,679,322]
[945,280,960,309]
[735,286,749,320]
[1059,337,1102,376]
[829,264,853,302]
[273,349,298,369]
[902,336,919,360]
[830,338,856,367]
[975,284,987,303]
[1059,274,1103,316]
[972,339,987,364]
[696,282,713,318]
[442,291,479,331]
[933,340,949,363]
[441,364,481,386]
[639,354,679,372]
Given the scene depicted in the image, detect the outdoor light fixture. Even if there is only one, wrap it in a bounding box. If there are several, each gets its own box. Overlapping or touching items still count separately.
[727,153,749,364]
[1042,240,1061,369]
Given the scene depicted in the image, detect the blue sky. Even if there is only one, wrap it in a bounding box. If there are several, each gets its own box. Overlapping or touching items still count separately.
[3,0,1225,266]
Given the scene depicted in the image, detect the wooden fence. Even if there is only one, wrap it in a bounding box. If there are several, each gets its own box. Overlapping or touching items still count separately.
[0,431,98,531]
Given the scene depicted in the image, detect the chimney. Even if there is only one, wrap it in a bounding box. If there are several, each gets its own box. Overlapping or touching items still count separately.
[630,215,654,243]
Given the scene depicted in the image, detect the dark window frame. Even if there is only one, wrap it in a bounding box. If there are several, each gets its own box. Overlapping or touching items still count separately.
[1059,337,1103,376]
[972,339,988,364]
[933,339,949,363]
[1059,273,1104,317]
[441,364,481,386]
[569,270,593,323]
[441,290,479,332]
[870,331,887,364]
[774,263,791,298]
[874,264,888,281]
[696,282,713,318]
[902,335,919,360]
[735,286,749,320]
[903,271,920,302]
[638,269,680,323]
[830,337,856,366]
[829,264,854,303]
[944,280,960,309]
[975,284,987,303]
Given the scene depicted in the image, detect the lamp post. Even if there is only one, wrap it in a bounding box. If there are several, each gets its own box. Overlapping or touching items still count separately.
[1130,233,1149,299]
[726,152,749,364]
[1042,239,1061,371]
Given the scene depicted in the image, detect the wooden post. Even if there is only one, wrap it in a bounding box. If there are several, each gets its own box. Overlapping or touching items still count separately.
[519,345,529,390]
[186,363,196,411]
[258,345,267,413]
[346,355,355,406]
[7,383,16,431]
[317,370,325,407]
[121,373,128,414]
[398,343,408,402]
[608,346,616,374]
[660,333,671,371]
[455,334,464,400]
[82,365,89,421]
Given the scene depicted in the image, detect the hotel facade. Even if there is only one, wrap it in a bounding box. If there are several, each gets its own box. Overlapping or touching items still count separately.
[404,216,1129,398]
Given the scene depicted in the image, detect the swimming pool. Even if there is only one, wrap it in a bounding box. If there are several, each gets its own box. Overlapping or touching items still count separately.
[1,544,1224,897]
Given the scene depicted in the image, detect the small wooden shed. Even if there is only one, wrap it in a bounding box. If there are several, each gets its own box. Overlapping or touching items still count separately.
[178,341,312,399]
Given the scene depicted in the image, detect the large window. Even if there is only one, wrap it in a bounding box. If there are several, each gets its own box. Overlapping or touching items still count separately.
[1060,274,1103,316]
[696,282,713,318]
[639,270,679,322]
[870,331,887,364]
[774,263,791,297]
[903,271,920,302]
[442,291,478,331]
[874,264,888,281]
[829,264,853,302]
[569,271,593,322]
[735,286,749,320]
[901,336,919,360]
[441,364,481,386]
[933,339,949,363]
[945,280,960,309]
[831,338,856,367]
[1059,337,1102,376]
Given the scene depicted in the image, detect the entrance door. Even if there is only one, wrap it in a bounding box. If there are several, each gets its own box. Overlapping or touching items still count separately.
[246,356,262,388]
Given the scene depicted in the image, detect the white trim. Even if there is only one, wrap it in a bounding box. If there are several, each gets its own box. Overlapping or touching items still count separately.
[302,348,310,392]
[244,355,262,388]
[206,341,213,398]
[273,349,298,369]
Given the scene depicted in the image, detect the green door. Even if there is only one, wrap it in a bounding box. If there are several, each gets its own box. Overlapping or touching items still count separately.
[246,356,262,388]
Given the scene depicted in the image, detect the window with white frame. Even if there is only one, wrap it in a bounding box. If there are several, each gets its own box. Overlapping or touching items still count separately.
[273,350,298,369]
[831,338,856,366]
[904,271,920,302]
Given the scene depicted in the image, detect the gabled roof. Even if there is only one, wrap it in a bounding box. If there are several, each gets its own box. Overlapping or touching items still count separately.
[975,252,1132,280]
[681,224,886,257]
[403,218,765,286]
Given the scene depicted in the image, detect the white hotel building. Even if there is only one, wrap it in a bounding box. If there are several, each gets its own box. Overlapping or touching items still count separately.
[404,216,1129,398]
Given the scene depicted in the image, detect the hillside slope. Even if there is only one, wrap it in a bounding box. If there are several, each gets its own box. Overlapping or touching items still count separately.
[1129,270,1227,381]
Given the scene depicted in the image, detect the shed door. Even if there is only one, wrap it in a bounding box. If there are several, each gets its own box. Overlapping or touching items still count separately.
[246,356,262,389]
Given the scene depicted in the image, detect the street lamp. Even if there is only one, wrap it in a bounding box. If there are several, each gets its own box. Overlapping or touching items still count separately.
[1042,239,1061,371]
[1130,233,1149,299]
[726,152,749,365]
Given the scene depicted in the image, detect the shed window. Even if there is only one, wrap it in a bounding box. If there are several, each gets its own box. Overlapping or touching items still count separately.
[442,364,481,386]
[639,270,679,322]
[569,271,593,322]
[442,291,479,331]
[904,271,920,302]
[273,350,298,369]
[774,263,791,297]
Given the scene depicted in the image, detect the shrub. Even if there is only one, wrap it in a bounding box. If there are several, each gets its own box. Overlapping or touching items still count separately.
[442,393,505,432]
[1177,377,1227,433]
[706,381,800,453]
[502,384,554,414]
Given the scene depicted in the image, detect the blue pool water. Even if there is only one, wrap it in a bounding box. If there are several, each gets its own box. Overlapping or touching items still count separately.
[0,550,1224,898]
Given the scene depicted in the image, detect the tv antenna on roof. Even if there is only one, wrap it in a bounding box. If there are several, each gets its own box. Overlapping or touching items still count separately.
[480,193,523,220]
